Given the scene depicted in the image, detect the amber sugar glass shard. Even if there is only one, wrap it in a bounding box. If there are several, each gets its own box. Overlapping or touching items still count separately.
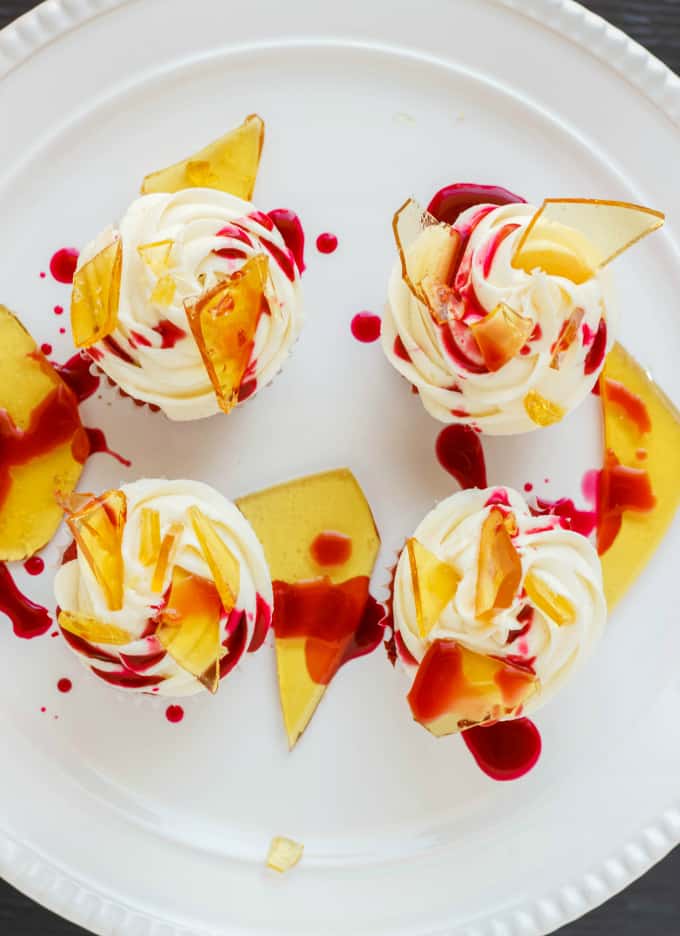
[512,198,664,284]
[185,254,269,414]
[58,610,133,646]
[524,572,576,626]
[137,239,174,277]
[406,538,461,638]
[70,236,122,348]
[138,507,161,567]
[266,837,304,874]
[475,508,523,621]
[188,505,240,613]
[470,302,533,372]
[550,306,586,370]
[237,469,381,747]
[393,198,461,324]
[151,521,184,594]
[524,390,565,427]
[64,490,126,611]
[157,566,222,693]
[0,307,87,560]
[140,114,265,201]
[598,343,680,608]
[407,639,537,737]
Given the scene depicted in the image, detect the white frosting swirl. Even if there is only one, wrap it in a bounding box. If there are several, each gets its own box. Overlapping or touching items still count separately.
[79,189,303,421]
[54,479,273,697]
[393,487,606,716]
[383,202,616,434]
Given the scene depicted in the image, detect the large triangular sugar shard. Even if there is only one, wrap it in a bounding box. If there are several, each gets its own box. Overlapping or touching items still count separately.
[470,302,533,372]
[598,342,680,608]
[64,490,127,611]
[0,306,87,561]
[141,114,265,200]
[151,521,184,593]
[237,469,381,748]
[524,572,575,626]
[185,253,269,414]
[58,610,133,646]
[188,505,240,613]
[157,566,222,693]
[71,237,122,348]
[407,639,538,737]
[138,507,161,566]
[475,508,522,621]
[406,538,460,638]
[393,198,461,324]
[512,198,664,284]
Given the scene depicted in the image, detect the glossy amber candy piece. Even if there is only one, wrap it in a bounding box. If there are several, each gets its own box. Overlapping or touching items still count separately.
[393,198,461,324]
[188,505,240,613]
[266,836,304,873]
[151,521,184,593]
[185,254,269,414]
[475,508,522,620]
[513,199,664,284]
[598,343,680,608]
[150,275,176,308]
[523,390,565,427]
[0,307,87,560]
[58,609,133,646]
[65,490,127,611]
[70,236,122,348]
[406,538,461,638]
[138,507,161,566]
[157,565,223,693]
[408,639,537,737]
[470,302,533,372]
[524,572,576,626]
[550,306,585,370]
[140,114,265,201]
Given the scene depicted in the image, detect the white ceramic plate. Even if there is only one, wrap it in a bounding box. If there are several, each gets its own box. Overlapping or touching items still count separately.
[1,1,679,934]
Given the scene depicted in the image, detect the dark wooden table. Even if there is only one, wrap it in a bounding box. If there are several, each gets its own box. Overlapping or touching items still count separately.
[0,0,678,933]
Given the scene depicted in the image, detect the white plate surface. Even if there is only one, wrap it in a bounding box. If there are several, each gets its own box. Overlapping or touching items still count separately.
[1,1,679,934]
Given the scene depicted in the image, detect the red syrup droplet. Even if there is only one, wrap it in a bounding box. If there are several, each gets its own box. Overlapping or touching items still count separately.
[0,563,52,638]
[393,335,411,362]
[267,208,306,274]
[310,531,352,566]
[427,183,526,226]
[40,706,46,713]
[84,428,131,467]
[49,247,79,284]
[40,342,53,356]
[153,320,186,349]
[54,305,64,316]
[316,232,338,254]
[166,705,184,724]
[52,352,100,403]
[248,594,272,654]
[39,272,46,279]
[435,425,487,489]
[351,312,381,343]
[57,677,72,693]
[462,718,542,781]
[24,556,45,576]
[523,482,533,493]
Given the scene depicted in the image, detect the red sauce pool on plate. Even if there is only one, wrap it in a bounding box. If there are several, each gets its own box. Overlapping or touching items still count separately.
[49,247,79,284]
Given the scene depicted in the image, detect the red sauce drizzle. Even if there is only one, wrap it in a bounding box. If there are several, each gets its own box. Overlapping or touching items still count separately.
[480,223,520,278]
[103,336,136,365]
[603,378,651,433]
[153,320,186,349]
[462,718,542,781]
[393,335,411,362]
[0,563,52,638]
[584,319,607,375]
[57,678,72,693]
[49,247,79,284]
[238,378,258,403]
[267,208,306,274]
[118,648,167,673]
[24,556,45,576]
[130,331,152,348]
[351,312,381,343]
[310,531,352,566]
[436,425,487,489]
[90,667,166,689]
[427,183,526,226]
[166,705,184,723]
[316,232,338,254]
[248,594,272,653]
[532,496,596,538]
[54,305,64,316]
[52,352,100,403]
[219,610,249,679]
[84,428,131,467]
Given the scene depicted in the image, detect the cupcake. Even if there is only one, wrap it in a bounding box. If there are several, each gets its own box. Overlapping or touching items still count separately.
[383,195,663,434]
[54,479,272,696]
[392,487,606,735]
[72,189,303,420]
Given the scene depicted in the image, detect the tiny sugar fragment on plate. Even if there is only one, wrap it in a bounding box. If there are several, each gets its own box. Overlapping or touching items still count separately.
[391,487,606,739]
[236,469,382,749]
[266,836,304,873]
[72,115,304,420]
[383,189,664,434]
[54,479,272,696]
[0,306,88,561]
